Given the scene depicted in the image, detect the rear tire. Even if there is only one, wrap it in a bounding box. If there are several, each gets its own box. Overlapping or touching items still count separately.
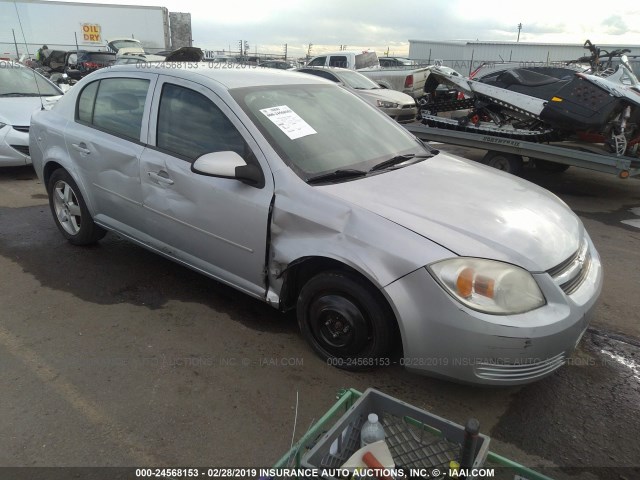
[47,169,106,245]
[297,270,394,371]
[483,151,524,176]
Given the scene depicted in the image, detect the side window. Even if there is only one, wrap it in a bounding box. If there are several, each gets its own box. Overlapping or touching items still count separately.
[329,56,348,68]
[156,83,247,161]
[92,78,149,140]
[77,81,99,123]
[301,70,339,82]
[76,77,149,141]
[307,56,326,67]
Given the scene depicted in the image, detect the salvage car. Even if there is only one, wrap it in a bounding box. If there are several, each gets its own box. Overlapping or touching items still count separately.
[0,61,62,166]
[297,67,417,123]
[65,51,116,80]
[30,64,602,385]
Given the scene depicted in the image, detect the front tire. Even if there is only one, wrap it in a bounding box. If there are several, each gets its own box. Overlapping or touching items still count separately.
[48,169,106,245]
[297,270,394,370]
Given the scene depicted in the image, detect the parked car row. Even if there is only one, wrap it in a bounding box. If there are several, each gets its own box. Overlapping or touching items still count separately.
[26,64,603,385]
[0,62,63,166]
[297,67,417,123]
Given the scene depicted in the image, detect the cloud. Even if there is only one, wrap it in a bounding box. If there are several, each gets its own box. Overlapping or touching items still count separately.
[601,15,628,35]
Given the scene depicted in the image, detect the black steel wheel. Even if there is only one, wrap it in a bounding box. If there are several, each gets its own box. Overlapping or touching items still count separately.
[297,270,394,370]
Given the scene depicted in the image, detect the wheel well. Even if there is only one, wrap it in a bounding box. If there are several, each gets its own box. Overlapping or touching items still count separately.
[43,161,64,191]
[279,256,403,352]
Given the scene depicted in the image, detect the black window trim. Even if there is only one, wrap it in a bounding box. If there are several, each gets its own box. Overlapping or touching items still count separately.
[74,77,149,146]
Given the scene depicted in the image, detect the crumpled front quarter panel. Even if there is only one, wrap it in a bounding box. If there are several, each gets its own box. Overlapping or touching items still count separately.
[268,174,454,289]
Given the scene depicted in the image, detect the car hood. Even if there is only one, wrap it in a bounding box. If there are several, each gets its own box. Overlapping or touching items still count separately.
[354,88,415,105]
[320,153,581,272]
[0,96,61,126]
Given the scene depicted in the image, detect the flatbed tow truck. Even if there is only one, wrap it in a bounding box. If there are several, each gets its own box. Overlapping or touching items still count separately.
[404,122,640,179]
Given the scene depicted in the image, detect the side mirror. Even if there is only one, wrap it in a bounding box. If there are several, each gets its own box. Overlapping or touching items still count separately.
[191,151,264,187]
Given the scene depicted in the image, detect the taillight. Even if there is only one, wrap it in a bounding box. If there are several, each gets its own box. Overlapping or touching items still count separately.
[82,61,100,69]
[404,74,414,88]
[457,91,465,100]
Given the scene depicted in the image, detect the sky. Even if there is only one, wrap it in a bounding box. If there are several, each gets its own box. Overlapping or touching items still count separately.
[60,0,640,57]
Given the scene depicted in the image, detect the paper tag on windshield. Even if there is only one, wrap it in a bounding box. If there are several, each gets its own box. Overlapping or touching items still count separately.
[259,105,317,140]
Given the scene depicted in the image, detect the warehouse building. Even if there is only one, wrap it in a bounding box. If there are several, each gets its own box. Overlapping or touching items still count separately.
[408,40,640,75]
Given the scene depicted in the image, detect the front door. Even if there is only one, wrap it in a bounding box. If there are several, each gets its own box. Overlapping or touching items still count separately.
[139,77,274,298]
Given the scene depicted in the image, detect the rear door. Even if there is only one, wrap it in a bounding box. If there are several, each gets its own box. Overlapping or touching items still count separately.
[63,72,157,233]
[139,76,274,297]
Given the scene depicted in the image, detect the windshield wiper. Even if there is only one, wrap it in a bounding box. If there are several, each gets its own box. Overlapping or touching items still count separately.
[368,153,434,172]
[306,168,367,185]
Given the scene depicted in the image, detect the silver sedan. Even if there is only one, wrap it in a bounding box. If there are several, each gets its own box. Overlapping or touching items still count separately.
[29,64,602,385]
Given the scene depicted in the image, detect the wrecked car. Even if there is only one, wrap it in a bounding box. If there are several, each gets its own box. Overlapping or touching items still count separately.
[29,65,602,385]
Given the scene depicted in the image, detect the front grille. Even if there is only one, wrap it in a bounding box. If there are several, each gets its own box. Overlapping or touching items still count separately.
[10,145,30,156]
[13,126,30,133]
[560,254,592,295]
[547,238,591,295]
[475,352,566,381]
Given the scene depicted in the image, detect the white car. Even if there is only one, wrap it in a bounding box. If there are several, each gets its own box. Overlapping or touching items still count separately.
[298,67,418,123]
[0,61,62,166]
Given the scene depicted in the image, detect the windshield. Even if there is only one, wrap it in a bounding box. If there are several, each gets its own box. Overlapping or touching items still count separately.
[336,70,380,89]
[231,84,429,180]
[109,40,143,52]
[0,64,61,96]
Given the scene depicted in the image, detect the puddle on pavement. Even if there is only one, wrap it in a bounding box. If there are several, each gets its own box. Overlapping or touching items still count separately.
[0,205,292,334]
[575,203,640,230]
[491,331,640,479]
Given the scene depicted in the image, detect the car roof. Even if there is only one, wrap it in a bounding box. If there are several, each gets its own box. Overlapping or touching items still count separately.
[299,66,352,73]
[103,63,331,89]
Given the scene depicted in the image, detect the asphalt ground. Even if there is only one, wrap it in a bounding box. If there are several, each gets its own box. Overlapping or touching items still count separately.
[0,154,638,480]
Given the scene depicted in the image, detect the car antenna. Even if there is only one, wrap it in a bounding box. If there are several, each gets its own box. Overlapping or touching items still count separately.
[13,1,45,110]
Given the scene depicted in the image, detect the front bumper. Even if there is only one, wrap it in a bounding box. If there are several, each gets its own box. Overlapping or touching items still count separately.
[384,237,603,385]
[0,125,31,166]
[381,105,418,124]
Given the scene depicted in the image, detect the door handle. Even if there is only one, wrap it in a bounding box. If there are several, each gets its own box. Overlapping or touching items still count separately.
[148,171,174,186]
[71,142,91,155]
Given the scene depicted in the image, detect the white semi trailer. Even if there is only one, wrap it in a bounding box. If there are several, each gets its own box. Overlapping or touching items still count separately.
[1,0,171,58]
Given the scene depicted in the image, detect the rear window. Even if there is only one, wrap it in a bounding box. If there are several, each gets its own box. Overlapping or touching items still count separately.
[355,52,379,69]
[81,53,116,64]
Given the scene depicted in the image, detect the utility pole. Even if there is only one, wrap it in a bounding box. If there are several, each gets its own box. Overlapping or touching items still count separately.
[307,43,313,59]
[517,23,523,42]
[283,43,287,60]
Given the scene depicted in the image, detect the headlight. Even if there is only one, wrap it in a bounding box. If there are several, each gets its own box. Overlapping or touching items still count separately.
[376,100,399,108]
[428,258,545,315]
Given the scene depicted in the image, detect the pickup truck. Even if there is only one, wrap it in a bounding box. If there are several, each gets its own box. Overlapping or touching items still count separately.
[306,51,431,99]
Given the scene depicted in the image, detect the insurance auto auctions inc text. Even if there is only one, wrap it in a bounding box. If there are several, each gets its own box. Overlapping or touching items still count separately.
[258,468,495,478]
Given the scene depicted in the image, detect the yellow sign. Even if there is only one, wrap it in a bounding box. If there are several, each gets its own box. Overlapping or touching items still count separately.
[81,23,101,44]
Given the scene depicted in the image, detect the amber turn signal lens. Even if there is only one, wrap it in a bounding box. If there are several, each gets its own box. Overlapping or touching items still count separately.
[456,267,474,298]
